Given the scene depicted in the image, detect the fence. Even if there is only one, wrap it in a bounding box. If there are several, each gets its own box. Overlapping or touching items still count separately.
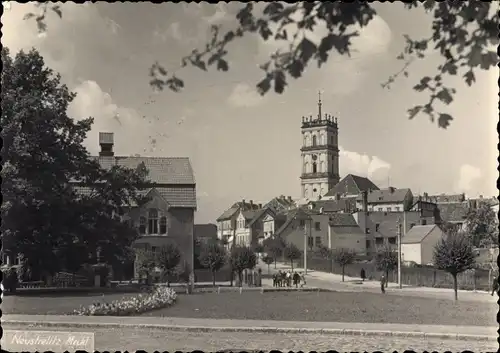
[298,256,494,291]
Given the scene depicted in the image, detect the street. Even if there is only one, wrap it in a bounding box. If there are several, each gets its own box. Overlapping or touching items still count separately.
[2,324,497,352]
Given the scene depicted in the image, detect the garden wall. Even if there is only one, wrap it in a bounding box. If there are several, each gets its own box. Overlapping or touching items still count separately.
[298,256,493,291]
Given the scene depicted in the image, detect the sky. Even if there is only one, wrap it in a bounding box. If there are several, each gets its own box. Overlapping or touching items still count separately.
[3,2,498,223]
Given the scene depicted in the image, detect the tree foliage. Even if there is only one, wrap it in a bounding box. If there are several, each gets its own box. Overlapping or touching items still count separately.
[199,242,227,287]
[433,231,475,300]
[332,247,356,282]
[23,3,498,128]
[284,242,301,271]
[135,249,157,283]
[262,254,274,274]
[1,47,150,279]
[229,246,257,286]
[263,236,286,268]
[374,245,398,280]
[157,243,182,286]
[465,202,498,248]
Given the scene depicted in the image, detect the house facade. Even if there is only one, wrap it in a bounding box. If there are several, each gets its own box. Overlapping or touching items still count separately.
[323,173,380,201]
[355,187,413,212]
[401,224,445,265]
[216,199,261,247]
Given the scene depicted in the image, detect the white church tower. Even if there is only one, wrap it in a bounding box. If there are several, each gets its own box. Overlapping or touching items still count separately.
[300,92,340,201]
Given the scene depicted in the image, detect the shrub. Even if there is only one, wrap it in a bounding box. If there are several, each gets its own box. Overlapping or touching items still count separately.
[284,243,301,271]
[230,246,257,287]
[3,267,19,293]
[198,242,226,287]
[74,286,177,316]
[157,244,181,287]
[332,248,356,282]
[375,245,397,285]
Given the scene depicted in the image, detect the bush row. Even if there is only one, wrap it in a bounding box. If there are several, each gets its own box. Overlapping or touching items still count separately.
[74,286,177,316]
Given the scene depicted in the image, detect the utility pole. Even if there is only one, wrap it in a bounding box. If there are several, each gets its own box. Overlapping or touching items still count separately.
[397,218,402,289]
[304,219,308,275]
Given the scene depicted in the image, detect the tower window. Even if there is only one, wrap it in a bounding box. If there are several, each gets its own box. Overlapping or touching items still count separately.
[312,135,317,146]
[330,136,334,145]
[312,162,317,173]
[148,208,159,234]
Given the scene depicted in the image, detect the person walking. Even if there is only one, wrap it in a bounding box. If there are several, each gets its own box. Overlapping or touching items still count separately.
[360,268,366,282]
[300,272,306,288]
[491,277,499,296]
[293,272,300,288]
[380,274,386,294]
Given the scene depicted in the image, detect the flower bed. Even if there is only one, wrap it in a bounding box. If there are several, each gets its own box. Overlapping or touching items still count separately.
[74,286,177,316]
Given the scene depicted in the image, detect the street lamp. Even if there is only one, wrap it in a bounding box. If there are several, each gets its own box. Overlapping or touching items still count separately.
[397,218,402,289]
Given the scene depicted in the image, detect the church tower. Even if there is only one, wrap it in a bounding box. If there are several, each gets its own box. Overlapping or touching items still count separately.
[300,93,340,201]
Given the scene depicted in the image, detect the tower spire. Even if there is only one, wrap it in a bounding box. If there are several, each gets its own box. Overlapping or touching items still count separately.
[318,90,322,119]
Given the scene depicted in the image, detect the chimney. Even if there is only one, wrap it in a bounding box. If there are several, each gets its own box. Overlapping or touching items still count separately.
[258,203,262,208]
[361,190,368,213]
[479,195,483,199]
[242,199,245,207]
[389,186,395,193]
[250,200,254,207]
[335,193,341,201]
[288,196,293,202]
[99,132,114,157]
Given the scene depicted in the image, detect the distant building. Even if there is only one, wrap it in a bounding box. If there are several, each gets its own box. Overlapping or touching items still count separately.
[264,195,297,213]
[323,174,379,200]
[355,187,413,212]
[401,225,445,265]
[216,199,261,248]
[300,95,341,201]
[194,224,217,245]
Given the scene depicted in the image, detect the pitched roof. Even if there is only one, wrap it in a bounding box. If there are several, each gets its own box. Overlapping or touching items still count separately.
[75,185,196,208]
[402,224,439,244]
[216,201,261,222]
[275,208,312,235]
[242,210,260,221]
[308,199,357,213]
[328,213,359,227]
[324,174,379,197]
[264,196,297,212]
[94,156,195,184]
[426,194,466,203]
[359,188,411,204]
[247,207,276,227]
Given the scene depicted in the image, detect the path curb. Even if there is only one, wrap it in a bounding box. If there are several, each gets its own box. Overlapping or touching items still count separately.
[4,320,496,342]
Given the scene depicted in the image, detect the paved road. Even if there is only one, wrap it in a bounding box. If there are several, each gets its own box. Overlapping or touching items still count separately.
[2,325,497,352]
[262,261,497,303]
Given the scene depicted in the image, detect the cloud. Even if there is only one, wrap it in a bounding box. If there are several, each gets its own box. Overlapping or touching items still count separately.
[227,83,265,108]
[339,146,391,181]
[455,164,482,194]
[68,80,157,156]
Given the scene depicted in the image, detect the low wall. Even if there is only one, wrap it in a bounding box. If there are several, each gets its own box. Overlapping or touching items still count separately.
[3,286,141,297]
[298,257,494,291]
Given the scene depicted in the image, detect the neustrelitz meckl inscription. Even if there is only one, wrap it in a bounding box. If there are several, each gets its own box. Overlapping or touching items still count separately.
[1,330,94,352]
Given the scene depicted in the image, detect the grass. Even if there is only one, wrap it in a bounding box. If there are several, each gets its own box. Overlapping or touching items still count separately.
[142,291,496,327]
[3,290,495,327]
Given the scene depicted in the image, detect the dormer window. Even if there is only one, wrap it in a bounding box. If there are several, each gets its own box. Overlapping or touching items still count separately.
[148,208,158,234]
[160,216,167,234]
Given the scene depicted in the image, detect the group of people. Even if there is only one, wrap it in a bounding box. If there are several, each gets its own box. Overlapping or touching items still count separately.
[272,270,306,288]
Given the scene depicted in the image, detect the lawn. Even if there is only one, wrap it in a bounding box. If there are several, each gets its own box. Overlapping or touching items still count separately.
[2,292,138,315]
[142,291,496,327]
[3,290,496,327]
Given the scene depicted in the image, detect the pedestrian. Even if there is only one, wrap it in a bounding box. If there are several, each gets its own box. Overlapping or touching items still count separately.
[360,268,366,282]
[491,277,499,296]
[293,272,300,288]
[285,271,291,287]
[300,272,306,288]
[380,274,386,294]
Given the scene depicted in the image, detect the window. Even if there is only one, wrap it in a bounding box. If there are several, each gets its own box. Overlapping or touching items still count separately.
[160,216,167,234]
[315,222,321,231]
[308,236,314,248]
[139,217,146,235]
[395,207,400,212]
[375,224,380,232]
[315,236,322,246]
[375,237,384,245]
[421,219,427,225]
[330,136,334,145]
[386,207,392,212]
[378,208,383,211]
[366,240,371,249]
[388,237,396,245]
[151,246,157,254]
[365,228,370,234]
[148,209,158,234]
[299,220,306,227]
[312,162,317,173]
[312,135,317,146]
[410,223,416,229]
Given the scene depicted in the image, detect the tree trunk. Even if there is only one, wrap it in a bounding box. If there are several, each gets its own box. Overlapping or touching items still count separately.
[342,266,345,282]
[385,270,389,287]
[274,259,277,269]
[330,258,334,273]
[230,270,233,287]
[267,264,270,275]
[453,273,458,301]
[238,271,243,287]
[212,271,216,288]
[290,260,294,271]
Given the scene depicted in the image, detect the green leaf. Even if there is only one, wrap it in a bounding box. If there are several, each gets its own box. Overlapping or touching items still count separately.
[51,5,62,19]
[23,13,36,20]
[407,106,423,120]
[217,59,229,72]
[435,88,454,105]
[438,113,453,129]
[463,70,475,86]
